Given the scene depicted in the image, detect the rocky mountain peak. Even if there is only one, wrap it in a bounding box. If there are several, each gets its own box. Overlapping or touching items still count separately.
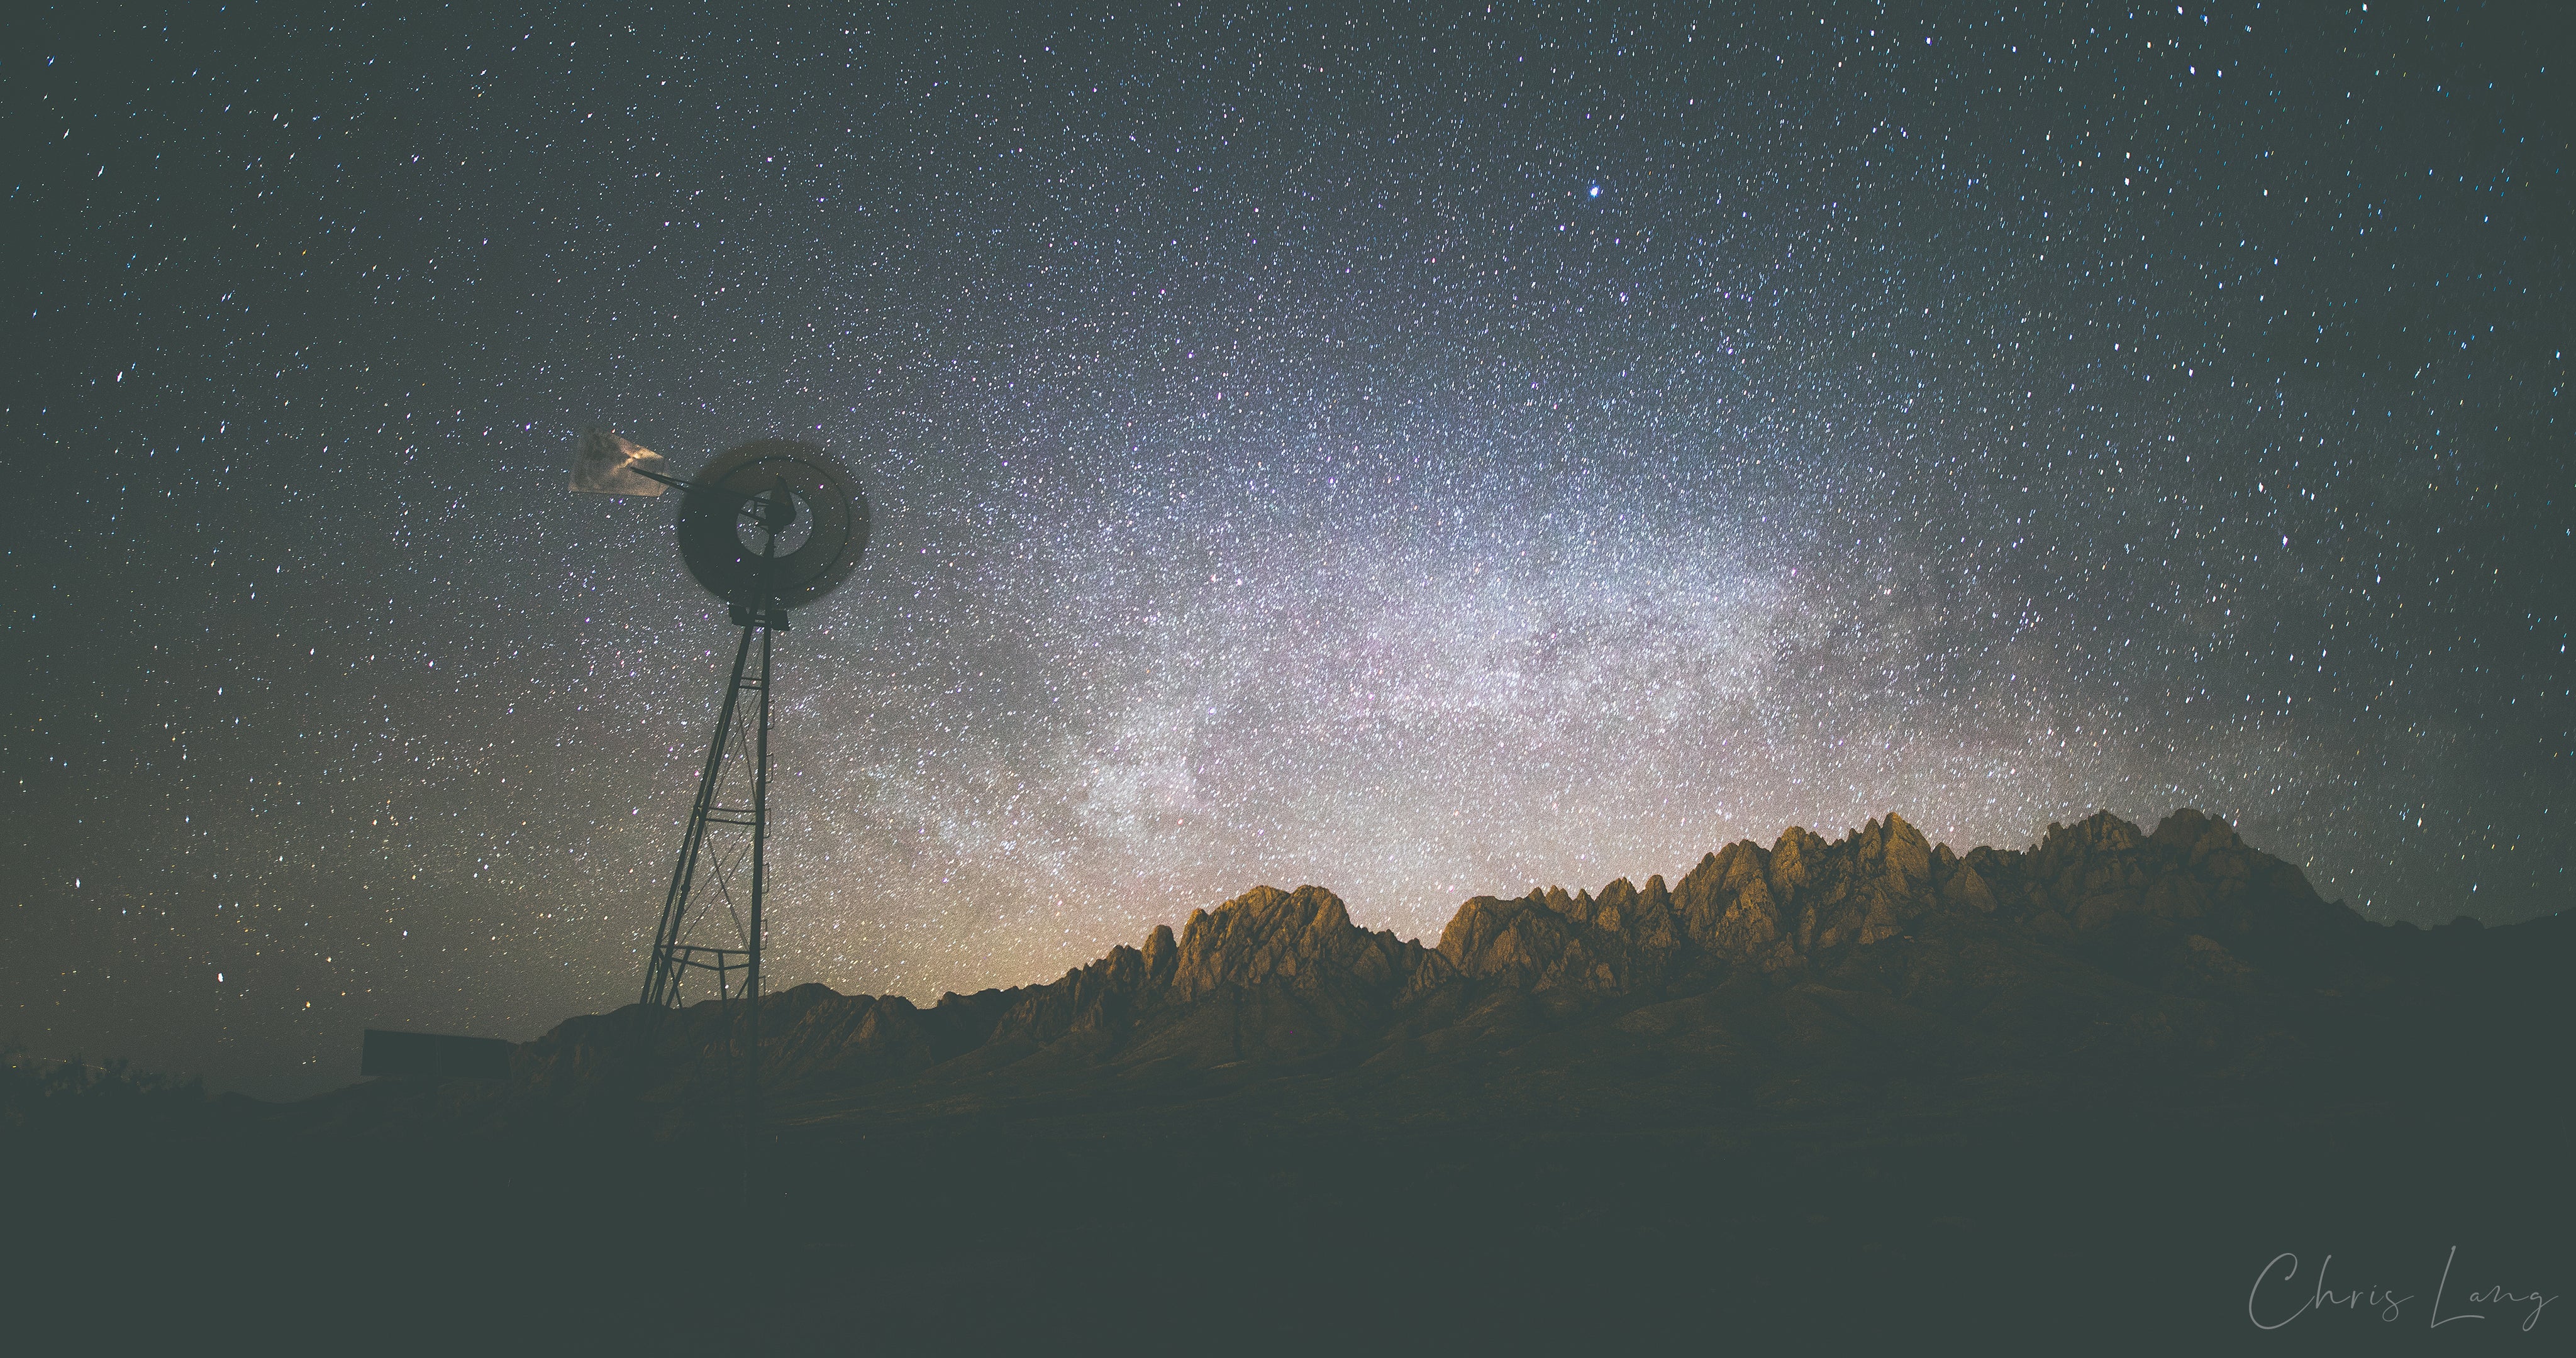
[1433,808,2351,991]
[1169,884,1414,999]
[504,809,2375,1113]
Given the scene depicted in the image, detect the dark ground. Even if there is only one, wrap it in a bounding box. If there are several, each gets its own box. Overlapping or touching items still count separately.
[11,1028,2565,1355]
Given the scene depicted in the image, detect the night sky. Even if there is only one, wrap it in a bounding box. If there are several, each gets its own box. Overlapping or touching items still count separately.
[6,3,2565,1098]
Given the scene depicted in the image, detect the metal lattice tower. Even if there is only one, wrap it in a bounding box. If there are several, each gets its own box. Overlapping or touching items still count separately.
[570,430,870,1156]
[638,600,779,1012]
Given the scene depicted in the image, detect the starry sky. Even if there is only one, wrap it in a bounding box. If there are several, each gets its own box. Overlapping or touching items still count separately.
[6,3,2566,1098]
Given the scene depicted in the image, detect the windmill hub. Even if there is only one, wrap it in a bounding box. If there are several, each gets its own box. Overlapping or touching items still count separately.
[736,489,813,556]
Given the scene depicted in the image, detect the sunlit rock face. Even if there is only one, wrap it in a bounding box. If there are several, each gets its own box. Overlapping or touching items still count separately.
[480,806,2430,1135]
[1431,807,2335,990]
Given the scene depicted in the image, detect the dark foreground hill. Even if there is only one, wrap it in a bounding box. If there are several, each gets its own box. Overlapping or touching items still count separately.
[13,810,2570,1354]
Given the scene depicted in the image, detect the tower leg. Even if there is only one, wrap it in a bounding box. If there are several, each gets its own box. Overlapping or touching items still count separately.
[746,621,772,1165]
[638,621,763,1008]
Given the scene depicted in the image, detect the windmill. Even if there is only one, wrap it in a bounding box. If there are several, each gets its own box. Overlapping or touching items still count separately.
[570,429,869,1029]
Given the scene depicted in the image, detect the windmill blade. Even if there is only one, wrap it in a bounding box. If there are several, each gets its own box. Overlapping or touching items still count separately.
[570,428,671,495]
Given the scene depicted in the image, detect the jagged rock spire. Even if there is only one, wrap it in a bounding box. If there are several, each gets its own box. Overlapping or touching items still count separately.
[511,809,2358,1107]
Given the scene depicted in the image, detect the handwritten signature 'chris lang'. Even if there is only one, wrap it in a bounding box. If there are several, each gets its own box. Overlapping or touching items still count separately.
[2250,1246,2555,1333]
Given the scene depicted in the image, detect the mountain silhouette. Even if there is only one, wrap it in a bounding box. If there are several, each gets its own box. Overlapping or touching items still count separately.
[297,809,2564,1152]
[21,810,2569,1352]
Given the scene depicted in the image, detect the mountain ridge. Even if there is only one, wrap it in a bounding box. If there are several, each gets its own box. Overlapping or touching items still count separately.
[366,803,2550,1140]
[70,809,2570,1352]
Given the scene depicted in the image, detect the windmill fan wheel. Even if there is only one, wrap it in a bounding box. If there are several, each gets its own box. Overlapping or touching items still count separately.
[674,439,870,609]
